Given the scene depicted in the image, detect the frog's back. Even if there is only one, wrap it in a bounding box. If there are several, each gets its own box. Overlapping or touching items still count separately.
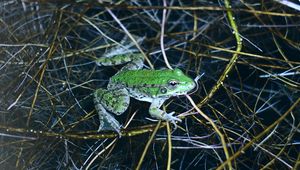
[111,69,176,87]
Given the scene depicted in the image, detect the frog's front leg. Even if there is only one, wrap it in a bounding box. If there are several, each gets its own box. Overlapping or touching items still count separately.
[149,98,182,125]
[93,88,130,134]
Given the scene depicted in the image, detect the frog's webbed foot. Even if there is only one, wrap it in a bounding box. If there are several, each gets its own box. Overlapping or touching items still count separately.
[94,99,121,135]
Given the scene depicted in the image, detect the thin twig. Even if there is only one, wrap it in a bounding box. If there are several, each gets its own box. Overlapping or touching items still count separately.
[160,0,172,69]
[185,95,232,170]
[135,121,161,170]
[166,122,172,170]
[216,97,300,170]
[99,0,154,69]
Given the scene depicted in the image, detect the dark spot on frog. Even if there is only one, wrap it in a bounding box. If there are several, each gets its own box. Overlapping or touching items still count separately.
[160,87,167,94]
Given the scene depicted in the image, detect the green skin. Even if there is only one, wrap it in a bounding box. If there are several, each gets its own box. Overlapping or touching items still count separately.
[94,53,196,133]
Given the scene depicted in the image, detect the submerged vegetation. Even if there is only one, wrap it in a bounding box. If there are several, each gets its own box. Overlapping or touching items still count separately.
[0,0,299,169]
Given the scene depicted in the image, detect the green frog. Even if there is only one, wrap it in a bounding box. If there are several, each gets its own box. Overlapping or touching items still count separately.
[94,42,196,134]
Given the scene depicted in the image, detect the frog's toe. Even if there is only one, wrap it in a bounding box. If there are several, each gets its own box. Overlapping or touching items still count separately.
[163,112,182,130]
[164,112,182,123]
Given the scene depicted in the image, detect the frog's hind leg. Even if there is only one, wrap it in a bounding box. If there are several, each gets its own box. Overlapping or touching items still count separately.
[96,53,144,71]
[120,53,144,71]
[93,88,130,133]
[94,88,130,115]
[94,100,121,133]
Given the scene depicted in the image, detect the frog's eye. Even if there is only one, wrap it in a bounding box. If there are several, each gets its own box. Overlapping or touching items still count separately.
[168,80,179,87]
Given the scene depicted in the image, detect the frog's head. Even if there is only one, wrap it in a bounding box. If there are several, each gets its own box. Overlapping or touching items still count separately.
[159,68,196,97]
